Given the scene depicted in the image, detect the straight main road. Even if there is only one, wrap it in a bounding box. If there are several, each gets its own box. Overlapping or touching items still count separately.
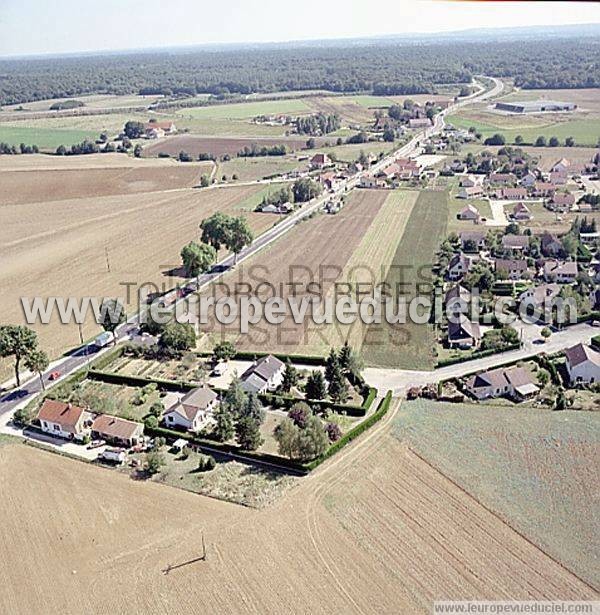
[0,76,504,417]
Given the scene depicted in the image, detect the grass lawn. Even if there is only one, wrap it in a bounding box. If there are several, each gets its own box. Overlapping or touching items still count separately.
[393,399,600,589]
[174,117,289,137]
[447,196,493,234]
[446,113,600,146]
[0,125,100,150]
[0,112,150,134]
[343,95,395,108]
[361,189,449,370]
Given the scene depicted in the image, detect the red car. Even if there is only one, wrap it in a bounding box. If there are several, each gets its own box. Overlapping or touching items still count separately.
[48,371,61,381]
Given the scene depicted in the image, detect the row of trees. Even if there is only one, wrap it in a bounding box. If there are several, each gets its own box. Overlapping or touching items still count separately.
[483,133,579,148]
[0,142,40,155]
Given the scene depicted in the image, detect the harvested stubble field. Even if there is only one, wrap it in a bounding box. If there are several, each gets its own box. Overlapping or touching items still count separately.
[198,189,391,354]
[393,400,600,590]
[0,160,209,205]
[142,134,326,158]
[0,400,595,614]
[0,177,278,379]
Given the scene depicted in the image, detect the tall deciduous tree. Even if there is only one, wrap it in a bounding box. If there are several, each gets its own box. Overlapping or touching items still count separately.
[98,298,126,344]
[25,348,49,391]
[180,241,216,278]
[225,216,253,264]
[200,212,229,251]
[0,325,39,387]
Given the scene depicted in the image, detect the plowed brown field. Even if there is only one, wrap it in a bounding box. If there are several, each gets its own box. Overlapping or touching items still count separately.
[0,400,595,614]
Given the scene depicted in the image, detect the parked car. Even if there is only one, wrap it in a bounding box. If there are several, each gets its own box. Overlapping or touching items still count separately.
[87,439,106,450]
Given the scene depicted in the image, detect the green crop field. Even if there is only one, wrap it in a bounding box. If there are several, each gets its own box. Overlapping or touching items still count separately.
[361,189,448,370]
[394,399,600,590]
[446,113,600,146]
[176,99,311,120]
[344,95,395,108]
[0,125,99,150]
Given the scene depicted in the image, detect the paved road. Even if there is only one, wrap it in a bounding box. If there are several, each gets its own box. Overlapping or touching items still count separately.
[364,322,597,396]
[0,76,504,417]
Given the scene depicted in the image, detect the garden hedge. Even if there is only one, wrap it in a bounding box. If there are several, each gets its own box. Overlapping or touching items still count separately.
[435,343,521,368]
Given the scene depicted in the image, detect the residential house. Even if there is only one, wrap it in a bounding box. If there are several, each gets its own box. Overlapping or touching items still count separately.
[532,182,556,198]
[241,354,285,394]
[519,283,561,309]
[512,202,532,221]
[564,343,600,385]
[494,187,528,200]
[548,192,575,212]
[380,163,400,180]
[489,172,517,186]
[551,158,570,174]
[37,400,92,441]
[145,121,176,136]
[408,118,432,129]
[457,203,481,221]
[457,186,484,200]
[495,258,529,280]
[520,172,537,188]
[163,387,218,433]
[91,414,144,448]
[447,253,479,280]
[459,176,478,188]
[543,260,578,283]
[501,234,530,253]
[460,230,487,251]
[310,153,332,169]
[360,175,384,189]
[145,126,165,139]
[445,284,471,315]
[466,366,538,401]
[395,158,420,179]
[447,315,481,349]
[549,171,567,186]
[541,233,563,257]
[260,202,292,214]
[320,171,341,191]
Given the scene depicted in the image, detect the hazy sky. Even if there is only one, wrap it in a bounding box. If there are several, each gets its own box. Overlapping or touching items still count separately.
[0,0,599,57]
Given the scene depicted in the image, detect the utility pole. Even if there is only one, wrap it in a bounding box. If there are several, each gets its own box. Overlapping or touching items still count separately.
[105,246,111,273]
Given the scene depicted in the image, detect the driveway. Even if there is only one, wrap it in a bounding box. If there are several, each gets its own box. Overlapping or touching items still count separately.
[486,200,509,227]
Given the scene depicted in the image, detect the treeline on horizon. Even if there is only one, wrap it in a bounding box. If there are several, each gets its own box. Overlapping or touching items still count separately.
[0,38,598,106]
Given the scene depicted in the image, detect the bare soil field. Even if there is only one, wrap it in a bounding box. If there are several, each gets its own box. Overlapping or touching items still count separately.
[0,184,278,375]
[0,163,210,206]
[142,134,328,158]
[199,190,388,354]
[393,400,600,590]
[305,96,375,124]
[0,404,595,615]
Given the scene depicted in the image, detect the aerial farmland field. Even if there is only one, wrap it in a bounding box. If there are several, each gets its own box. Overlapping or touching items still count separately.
[0,415,594,614]
[393,399,600,590]
[0,124,99,150]
[0,164,279,379]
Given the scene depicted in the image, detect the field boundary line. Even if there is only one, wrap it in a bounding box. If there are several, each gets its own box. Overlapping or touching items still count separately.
[407,446,600,595]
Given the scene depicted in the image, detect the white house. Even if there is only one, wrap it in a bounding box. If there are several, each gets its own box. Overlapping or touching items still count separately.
[164,387,218,432]
[466,366,538,401]
[543,260,578,284]
[241,355,285,393]
[37,400,92,441]
[564,343,600,385]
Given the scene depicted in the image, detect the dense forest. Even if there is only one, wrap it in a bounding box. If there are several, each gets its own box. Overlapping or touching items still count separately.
[0,38,598,106]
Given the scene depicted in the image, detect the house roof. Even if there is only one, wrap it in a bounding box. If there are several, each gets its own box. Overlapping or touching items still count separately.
[544,260,578,276]
[91,414,143,441]
[551,192,575,205]
[460,204,480,216]
[564,343,600,368]
[249,354,285,381]
[445,284,471,303]
[495,258,528,272]
[460,230,486,243]
[521,284,561,306]
[504,366,536,391]
[513,202,530,214]
[311,153,329,164]
[468,367,508,390]
[183,387,218,409]
[145,121,175,130]
[498,187,527,199]
[37,400,86,433]
[502,234,529,249]
[448,315,481,342]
